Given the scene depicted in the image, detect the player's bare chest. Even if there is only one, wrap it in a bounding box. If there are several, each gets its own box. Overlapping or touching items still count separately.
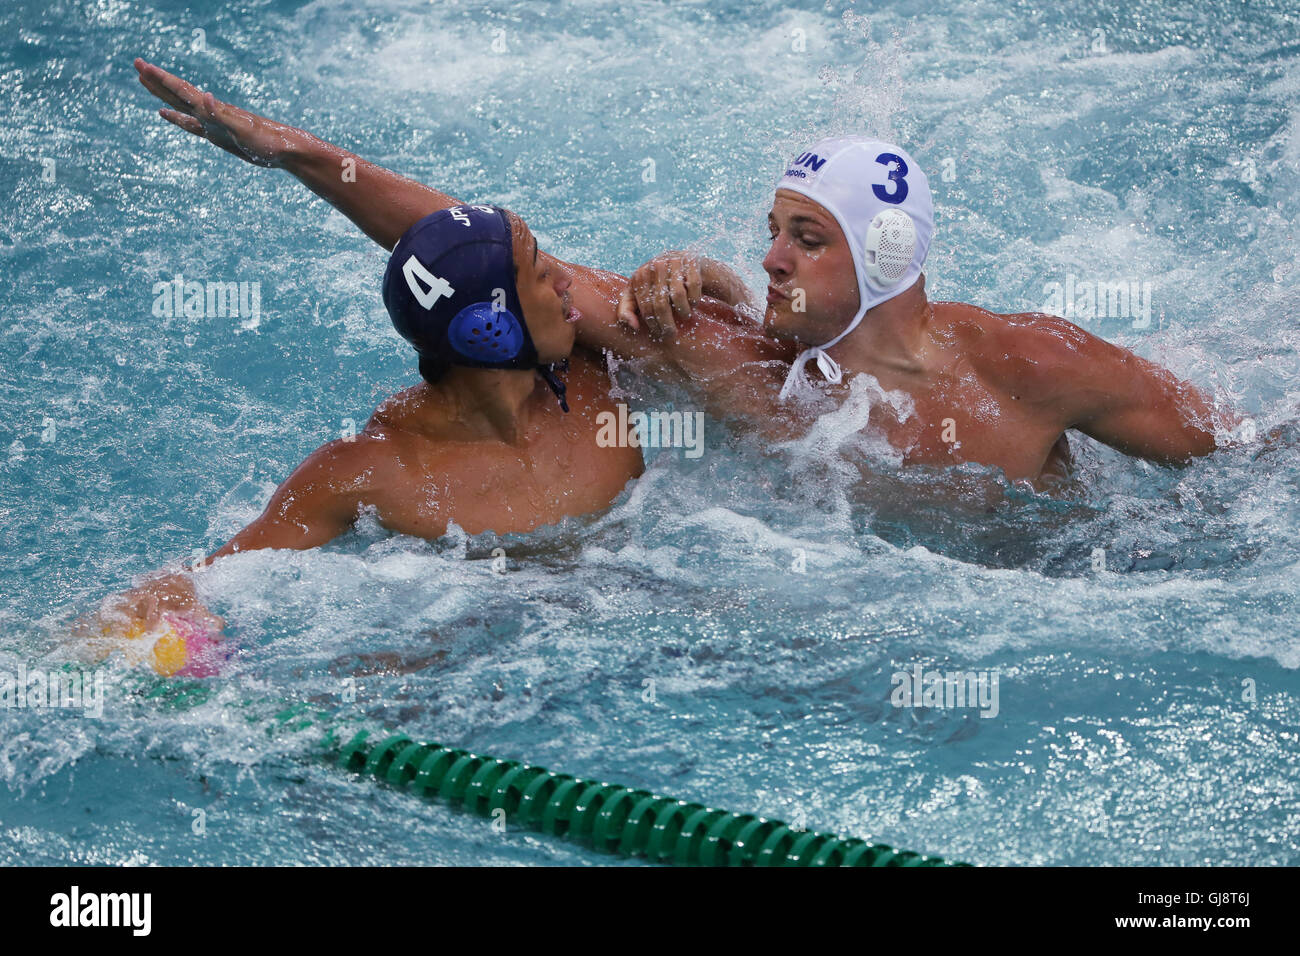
[392,401,643,535]
[868,366,1062,479]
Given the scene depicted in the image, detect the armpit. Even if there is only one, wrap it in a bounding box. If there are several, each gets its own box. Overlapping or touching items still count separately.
[1040,432,1074,482]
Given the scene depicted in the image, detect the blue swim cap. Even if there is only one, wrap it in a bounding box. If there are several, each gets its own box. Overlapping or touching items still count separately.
[382,204,568,410]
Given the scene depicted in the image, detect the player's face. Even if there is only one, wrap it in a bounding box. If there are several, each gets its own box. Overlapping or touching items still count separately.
[511,214,577,363]
[761,190,859,344]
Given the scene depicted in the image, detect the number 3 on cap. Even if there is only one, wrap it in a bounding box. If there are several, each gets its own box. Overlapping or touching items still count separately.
[403,255,456,310]
[872,152,909,204]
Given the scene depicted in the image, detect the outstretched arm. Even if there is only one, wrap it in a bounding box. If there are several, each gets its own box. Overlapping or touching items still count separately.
[135,58,677,361]
[205,437,367,558]
[135,58,460,249]
[135,60,769,364]
[134,61,796,425]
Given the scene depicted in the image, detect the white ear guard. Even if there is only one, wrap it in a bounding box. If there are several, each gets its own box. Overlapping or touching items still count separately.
[862,208,917,288]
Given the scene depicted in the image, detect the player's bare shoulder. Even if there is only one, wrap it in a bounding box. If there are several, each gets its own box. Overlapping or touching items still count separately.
[365,381,430,434]
[362,382,470,454]
[934,302,1099,404]
[304,384,436,494]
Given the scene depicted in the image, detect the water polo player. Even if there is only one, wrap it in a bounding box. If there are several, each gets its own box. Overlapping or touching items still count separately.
[85,201,643,675]
[614,135,1254,483]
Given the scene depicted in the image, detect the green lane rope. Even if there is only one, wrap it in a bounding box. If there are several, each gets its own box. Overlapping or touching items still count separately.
[120,679,968,866]
[324,725,970,867]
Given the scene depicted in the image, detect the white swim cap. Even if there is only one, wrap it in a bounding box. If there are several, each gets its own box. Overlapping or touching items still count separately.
[773,135,935,400]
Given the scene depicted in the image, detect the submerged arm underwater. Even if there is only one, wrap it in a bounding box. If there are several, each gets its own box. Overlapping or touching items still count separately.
[76,433,380,665]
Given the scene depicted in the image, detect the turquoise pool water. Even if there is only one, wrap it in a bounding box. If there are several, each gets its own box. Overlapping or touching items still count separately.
[2,0,1299,865]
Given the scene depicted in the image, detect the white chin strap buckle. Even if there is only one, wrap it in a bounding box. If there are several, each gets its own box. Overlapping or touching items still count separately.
[778,346,844,401]
[863,208,917,287]
[813,349,843,384]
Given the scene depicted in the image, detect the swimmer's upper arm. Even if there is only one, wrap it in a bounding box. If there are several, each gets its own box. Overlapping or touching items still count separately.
[282,138,467,250]
[206,438,370,560]
[1014,314,1232,463]
[562,255,775,361]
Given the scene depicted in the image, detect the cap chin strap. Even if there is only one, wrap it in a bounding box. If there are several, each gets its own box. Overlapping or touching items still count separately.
[538,360,570,413]
[777,308,867,401]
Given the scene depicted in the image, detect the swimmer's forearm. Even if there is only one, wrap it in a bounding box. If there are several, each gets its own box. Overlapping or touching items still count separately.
[565,259,704,367]
[278,133,465,250]
[134,59,458,247]
[1133,371,1245,461]
[1076,360,1240,463]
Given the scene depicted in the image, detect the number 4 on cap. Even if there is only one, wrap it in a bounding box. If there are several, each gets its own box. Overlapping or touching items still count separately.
[403,255,455,309]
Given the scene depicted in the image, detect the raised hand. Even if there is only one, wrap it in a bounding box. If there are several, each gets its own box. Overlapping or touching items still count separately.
[617,251,759,341]
[134,58,301,168]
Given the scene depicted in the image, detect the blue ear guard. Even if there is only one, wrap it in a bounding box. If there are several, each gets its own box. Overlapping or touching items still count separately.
[448,302,527,363]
